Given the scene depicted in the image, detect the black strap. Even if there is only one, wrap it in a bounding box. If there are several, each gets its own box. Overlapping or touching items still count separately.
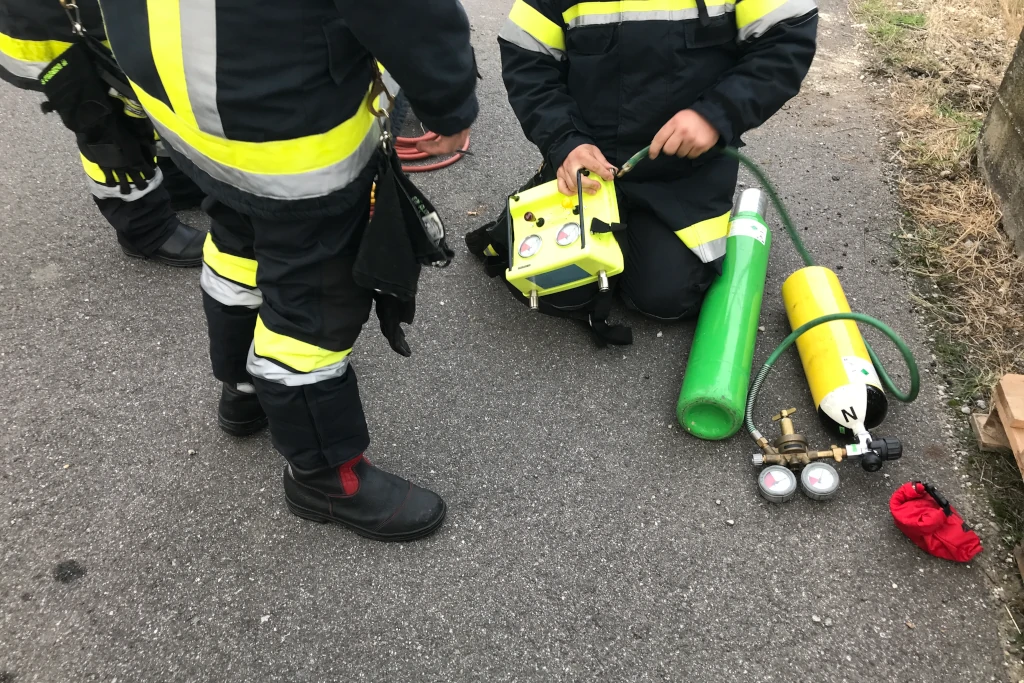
[590,218,626,234]
[915,481,952,517]
[695,0,711,25]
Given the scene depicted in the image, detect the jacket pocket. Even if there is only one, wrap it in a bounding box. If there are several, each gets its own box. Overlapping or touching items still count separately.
[685,13,739,48]
[566,25,621,130]
[566,24,618,55]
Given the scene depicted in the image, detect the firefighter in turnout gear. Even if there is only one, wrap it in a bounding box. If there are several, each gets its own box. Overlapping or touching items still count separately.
[467,0,817,343]
[0,0,207,267]
[97,0,478,541]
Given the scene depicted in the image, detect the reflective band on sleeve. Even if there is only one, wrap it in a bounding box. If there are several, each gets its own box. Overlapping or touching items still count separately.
[736,0,816,40]
[508,0,566,52]
[563,0,734,28]
[201,263,262,309]
[0,34,71,79]
[499,21,567,60]
[132,82,380,201]
[202,233,258,288]
[674,211,730,264]
[251,317,353,375]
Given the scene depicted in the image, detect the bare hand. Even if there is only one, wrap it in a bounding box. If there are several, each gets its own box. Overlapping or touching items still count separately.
[417,129,470,156]
[557,144,616,196]
[649,110,719,160]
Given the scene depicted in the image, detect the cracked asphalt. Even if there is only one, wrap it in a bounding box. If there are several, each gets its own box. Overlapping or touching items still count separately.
[0,0,1009,681]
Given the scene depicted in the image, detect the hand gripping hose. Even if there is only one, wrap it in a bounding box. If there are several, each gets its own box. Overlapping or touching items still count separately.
[618,145,920,445]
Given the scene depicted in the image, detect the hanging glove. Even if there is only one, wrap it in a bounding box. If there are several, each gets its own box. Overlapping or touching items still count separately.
[374,293,415,357]
[39,40,157,195]
[38,41,112,135]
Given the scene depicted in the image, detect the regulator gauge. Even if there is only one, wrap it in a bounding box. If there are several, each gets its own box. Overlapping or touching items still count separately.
[757,466,797,504]
[800,462,840,501]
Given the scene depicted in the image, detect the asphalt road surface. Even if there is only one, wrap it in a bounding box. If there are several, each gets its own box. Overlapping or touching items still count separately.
[0,0,1008,681]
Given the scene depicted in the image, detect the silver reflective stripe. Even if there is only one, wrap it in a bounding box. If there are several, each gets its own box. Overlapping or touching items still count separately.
[738,0,816,40]
[180,0,225,137]
[200,264,262,309]
[499,21,566,60]
[690,236,727,263]
[382,68,401,98]
[0,50,47,80]
[84,166,165,201]
[566,4,733,28]
[379,68,401,113]
[148,117,381,200]
[247,349,351,386]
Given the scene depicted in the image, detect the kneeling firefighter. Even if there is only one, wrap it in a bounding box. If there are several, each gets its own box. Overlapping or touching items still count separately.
[0,0,207,266]
[96,0,478,541]
[467,0,818,344]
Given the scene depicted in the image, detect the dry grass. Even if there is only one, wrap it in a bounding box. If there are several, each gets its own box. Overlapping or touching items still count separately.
[858,0,1024,393]
[854,0,1024,539]
[1004,0,1024,39]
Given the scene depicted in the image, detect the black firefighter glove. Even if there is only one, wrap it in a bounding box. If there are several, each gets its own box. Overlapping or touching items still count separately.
[39,41,157,195]
[374,293,414,358]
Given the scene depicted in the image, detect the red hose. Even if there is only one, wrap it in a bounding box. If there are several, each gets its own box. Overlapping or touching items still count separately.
[370,129,468,217]
[395,131,469,172]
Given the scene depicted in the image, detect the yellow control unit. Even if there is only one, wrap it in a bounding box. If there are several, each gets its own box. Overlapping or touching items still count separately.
[504,174,624,308]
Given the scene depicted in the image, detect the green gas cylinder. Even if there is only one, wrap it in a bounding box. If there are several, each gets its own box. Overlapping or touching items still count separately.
[677,188,772,440]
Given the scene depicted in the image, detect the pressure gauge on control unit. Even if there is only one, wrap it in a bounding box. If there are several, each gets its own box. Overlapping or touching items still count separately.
[518,234,542,258]
[556,222,581,246]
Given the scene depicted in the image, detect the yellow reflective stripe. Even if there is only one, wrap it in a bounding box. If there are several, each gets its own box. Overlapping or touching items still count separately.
[509,0,566,52]
[736,0,787,27]
[147,0,197,128]
[132,81,377,176]
[563,0,731,23]
[79,153,157,183]
[253,317,352,374]
[483,245,499,257]
[0,34,70,63]
[674,211,730,248]
[80,154,107,183]
[202,234,257,288]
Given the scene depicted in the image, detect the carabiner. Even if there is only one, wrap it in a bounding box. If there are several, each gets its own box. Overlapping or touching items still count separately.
[59,0,85,35]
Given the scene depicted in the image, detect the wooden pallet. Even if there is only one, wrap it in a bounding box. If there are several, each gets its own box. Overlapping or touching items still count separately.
[972,374,1024,477]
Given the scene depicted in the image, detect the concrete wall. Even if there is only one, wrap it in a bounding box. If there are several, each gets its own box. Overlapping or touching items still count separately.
[979,31,1024,258]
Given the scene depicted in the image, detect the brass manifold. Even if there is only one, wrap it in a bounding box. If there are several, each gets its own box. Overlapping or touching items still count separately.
[754,408,849,467]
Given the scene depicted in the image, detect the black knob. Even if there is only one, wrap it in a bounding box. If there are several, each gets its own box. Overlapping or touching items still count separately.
[861,452,883,472]
[869,437,903,461]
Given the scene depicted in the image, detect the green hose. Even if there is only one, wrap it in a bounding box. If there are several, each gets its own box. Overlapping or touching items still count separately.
[618,144,920,440]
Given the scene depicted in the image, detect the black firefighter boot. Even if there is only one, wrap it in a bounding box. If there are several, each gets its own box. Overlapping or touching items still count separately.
[218,382,268,436]
[97,186,205,267]
[283,455,447,542]
[117,220,205,267]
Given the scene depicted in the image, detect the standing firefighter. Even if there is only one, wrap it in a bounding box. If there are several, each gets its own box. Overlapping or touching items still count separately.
[468,0,818,343]
[0,0,206,266]
[96,0,478,541]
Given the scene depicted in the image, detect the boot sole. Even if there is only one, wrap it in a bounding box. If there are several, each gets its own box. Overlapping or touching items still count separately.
[285,497,447,542]
[120,246,202,268]
[218,414,268,437]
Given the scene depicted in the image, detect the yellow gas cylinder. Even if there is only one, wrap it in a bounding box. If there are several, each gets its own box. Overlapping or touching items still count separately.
[781,266,888,438]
